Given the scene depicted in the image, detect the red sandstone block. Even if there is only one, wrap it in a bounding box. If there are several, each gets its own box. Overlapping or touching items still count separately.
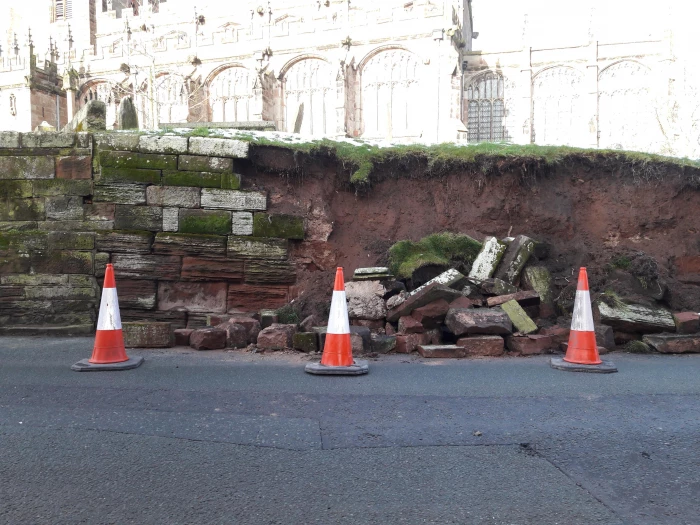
[538,325,570,345]
[158,282,228,313]
[395,333,429,354]
[257,323,298,350]
[486,290,540,308]
[56,156,92,179]
[227,284,289,311]
[449,296,479,309]
[506,334,555,355]
[181,257,244,281]
[674,312,700,334]
[411,299,450,328]
[456,335,505,357]
[190,328,227,350]
[399,315,424,334]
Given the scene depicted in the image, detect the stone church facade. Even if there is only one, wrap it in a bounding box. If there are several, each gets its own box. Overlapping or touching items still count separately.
[1,1,699,158]
[0,0,473,143]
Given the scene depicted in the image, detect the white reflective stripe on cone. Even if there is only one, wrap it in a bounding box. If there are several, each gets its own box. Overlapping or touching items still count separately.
[96,287,122,331]
[570,289,594,332]
[327,290,350,334]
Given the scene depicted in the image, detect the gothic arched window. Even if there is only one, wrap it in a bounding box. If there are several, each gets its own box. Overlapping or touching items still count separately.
[465,72,506,143]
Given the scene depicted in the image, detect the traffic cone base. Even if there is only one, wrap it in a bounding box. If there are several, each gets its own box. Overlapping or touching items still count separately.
[550,357,617,374]
[72,356,144,372]
[552,267,617,374]
[305,267,369,376]
[72,264,144,372]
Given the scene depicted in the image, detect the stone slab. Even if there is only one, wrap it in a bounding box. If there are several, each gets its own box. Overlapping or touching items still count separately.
[45,196,84,220]
[138,135,189,154]
[446,308,513,336]
[33,179,92,197]
[227,236,288,260]
[201,189,267,211]
[598,301,675,333]
[494,235,536,285]
[162,170,222,188]
[387,283,462,322]
[418,345,466,358]
[252,213,304,240]
[123,322,173,348]
[158,282,228,313]
[93,183,147,205]
[153,233,227,257]
[456,335,505,357]
[642,333,700,354]
[112,254,181,280]
[146,186,200,208]
[95,230,153,254]
[487,290,541,308]
[469,237,508,281]
[409,269,469,297]
[163,208,179,232]
[115,205,163,231]
[506,335,554,355]
[179,209,231,235]
[231,212,254,236]
[181,257,244,281]
[244,260,297,285]
[0,156,55,179]
[100,168,161,185]
[227,284,289,311]
[188,137,249,158]
[99,150,177,170]
[56,156,92,180]
[178,155,233,173]
[500,300,538,334]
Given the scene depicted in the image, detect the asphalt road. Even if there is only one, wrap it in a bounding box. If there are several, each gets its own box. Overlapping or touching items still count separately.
[1,337,699,525]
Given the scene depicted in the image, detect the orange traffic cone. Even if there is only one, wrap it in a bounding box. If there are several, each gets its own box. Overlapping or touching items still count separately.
[305,267,368,376]
[550,267,617,373]
[72,264,144,372]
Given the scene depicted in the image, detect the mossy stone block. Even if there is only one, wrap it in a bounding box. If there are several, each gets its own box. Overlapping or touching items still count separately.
[95,230,154,253]
[0,181,33,198]
[178,155,233,173]
[100,151,177,170]
[0,230,48,251]
[221,173,242,190]
[179,209,232,235]
[0,156,55,179]
[163,170,222,188]
[501,300,538,334]
[48,231,95,250]
[293,332,318,353]
[93,133,141,152]
[32,179,92,197]
[252,213,304,240]
[0,199,46,221]
[94,184,147,205]
[31,250,94,274]
[114,205,163,232]
[100,167,162,185]
[227,237,288,260]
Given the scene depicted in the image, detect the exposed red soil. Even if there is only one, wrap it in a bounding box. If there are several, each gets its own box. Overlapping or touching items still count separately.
[244,148,700,317]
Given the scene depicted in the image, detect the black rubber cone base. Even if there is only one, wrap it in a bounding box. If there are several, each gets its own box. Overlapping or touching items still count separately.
[305,359,369,376]
[550,357,617,374]
[71,356,144,372]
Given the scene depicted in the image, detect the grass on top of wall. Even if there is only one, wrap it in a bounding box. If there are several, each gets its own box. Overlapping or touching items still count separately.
[153,127,700,188]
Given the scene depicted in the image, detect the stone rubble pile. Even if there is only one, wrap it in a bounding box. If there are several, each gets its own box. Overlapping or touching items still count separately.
[123,232,700,357]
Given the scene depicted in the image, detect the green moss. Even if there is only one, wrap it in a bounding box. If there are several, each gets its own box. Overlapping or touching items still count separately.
[624,340,651,353]
[179,211,231,235]
[252,213,304,240]
[100,167,161,185]
[163,170,222,188]
[189,127,212,137]
[100,151,177,170]
[276,304,302,325]
[599,290,628,310]
[0,199,46,221]
[0,230,48,251]
[388,232,483,279]
[221,173,241,190]
[0,181,32,198]
[610,255,632,270]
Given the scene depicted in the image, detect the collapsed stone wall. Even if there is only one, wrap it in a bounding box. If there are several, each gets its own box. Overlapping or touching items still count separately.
[1,131,699,338]
[0,132,305,334]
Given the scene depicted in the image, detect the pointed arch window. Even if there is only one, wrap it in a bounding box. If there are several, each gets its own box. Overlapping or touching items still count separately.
[465,72,507,142]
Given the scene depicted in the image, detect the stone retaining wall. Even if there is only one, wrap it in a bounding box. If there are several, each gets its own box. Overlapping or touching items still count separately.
[0,132,304,334]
